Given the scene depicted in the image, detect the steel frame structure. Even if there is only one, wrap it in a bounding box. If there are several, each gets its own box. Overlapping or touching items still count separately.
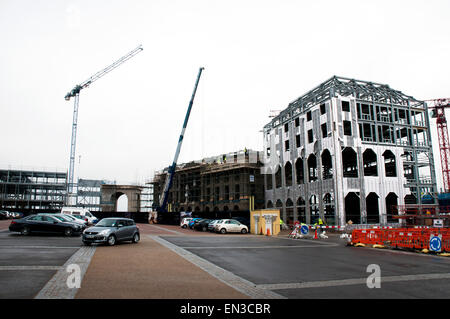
[263,76,438,226]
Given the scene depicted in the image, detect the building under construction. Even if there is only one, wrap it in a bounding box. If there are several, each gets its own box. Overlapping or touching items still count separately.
[0,168,67,213]
[263,76,438,226]
[152,149,264,218]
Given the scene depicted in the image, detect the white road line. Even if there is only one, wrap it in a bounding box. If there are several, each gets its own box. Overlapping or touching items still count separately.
[181,244,339,249]
[0,246,80,249]
[149,235,286,299]
[257,272,450,290]
[0,266,63,271]
[34,246,96,299]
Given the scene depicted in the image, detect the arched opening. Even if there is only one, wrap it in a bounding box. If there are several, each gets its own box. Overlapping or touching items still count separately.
[307,154,318,182]
[285,162,293,187]
[297,197,306,223]
[267,200,273,208]
[116,193,128,212]
[345,192,360,224]
[295,158,304,184]
[309,195,319,224]
[383,150,397,177]
[286,198,294,225]
[275,199,283,208]
[404,194,417,204]
[275,165,282,188]
[223,206,229,212]
[321,150,333,179]
[342,147,358,178]
[233,205,240,211]
[366,192,379,224]
[266,167,273,190]
[363,149,378,176]
[385,193,398,223]
[323,193,335,225]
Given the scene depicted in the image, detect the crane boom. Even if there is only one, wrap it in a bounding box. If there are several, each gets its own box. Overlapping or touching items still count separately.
[64,45,143,202]
[159,67,205,213]
[428,98,450,193]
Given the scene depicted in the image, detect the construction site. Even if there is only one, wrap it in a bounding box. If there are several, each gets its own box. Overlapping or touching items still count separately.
[151,149,264,223]
[262,77,450,228]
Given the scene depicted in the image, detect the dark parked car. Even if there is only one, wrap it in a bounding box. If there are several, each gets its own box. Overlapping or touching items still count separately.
[82,218,140,246]
[193,219,213,231]
[9,214,84,236]
[189,218,203,229]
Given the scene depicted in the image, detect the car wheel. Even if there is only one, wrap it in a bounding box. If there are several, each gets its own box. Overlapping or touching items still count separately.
[220,228,227,234]
[107,235,116,246]
[202,226,207,232]
[241,228,248,234]
[64,228,73,237]
[182,225,187,229]
[132,233,140,243]
[21,227,30,236]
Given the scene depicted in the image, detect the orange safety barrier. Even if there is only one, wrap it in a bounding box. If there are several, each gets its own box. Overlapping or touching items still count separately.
[352,227,450,252]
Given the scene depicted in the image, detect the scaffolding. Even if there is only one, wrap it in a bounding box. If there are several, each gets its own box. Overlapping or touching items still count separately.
[0,168,67,212]
[152,149,264,217]
[263,75,438,226]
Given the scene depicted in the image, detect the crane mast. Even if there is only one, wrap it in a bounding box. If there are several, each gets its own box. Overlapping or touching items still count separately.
[428,98,450,193]
[159,67,205,213]
[64,45,143,204]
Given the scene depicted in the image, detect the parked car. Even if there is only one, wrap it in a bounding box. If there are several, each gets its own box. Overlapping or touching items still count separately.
[58,214,88,226]
[214,219,249,234]
[38,213,87,229]
[9,214,84,236]
[193,219,213,231]
[71,214,90,224]
[82,218,140,246]
[188,218,202,229]
[208,219,221,232]
[180,217,193,228]
[10,212,24,219]
[0,210,8,220]
[232,217,250,228]
[61,207,98,225]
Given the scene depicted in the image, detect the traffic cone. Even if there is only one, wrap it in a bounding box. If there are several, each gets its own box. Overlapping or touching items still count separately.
[314,228,318,239]
[267,228,271,236]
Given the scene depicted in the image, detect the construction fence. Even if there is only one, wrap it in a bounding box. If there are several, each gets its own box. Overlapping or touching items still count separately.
[351,227,450,253]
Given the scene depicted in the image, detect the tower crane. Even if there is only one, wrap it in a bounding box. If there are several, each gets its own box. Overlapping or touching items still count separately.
[158,67,205,218]
[427,98,450,193]
[64,45,143,204]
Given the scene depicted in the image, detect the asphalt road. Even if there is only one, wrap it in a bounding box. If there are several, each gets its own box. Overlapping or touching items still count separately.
[0,230,82,299]
[161,234,450,299]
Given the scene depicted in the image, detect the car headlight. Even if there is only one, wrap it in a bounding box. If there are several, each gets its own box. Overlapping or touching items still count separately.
[99,229,110,236]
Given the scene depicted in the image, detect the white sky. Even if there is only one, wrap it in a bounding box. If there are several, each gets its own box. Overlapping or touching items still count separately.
[0,0,449,190]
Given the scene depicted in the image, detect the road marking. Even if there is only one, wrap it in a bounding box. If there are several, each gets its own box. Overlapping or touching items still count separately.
[0,246,80,249]
[149,235,286,299]
[181,244,339,249]
[34,246,96,299]
[0,266,63,271]
[257,272,450,290]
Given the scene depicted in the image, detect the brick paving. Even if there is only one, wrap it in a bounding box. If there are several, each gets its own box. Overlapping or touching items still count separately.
[76,227,250,299]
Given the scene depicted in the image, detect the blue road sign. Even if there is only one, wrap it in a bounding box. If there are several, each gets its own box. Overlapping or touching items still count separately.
[301,225,309,235]
[429,236,442,252]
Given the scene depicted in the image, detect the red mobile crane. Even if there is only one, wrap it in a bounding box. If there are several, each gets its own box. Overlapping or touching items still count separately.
[428,98,450,193]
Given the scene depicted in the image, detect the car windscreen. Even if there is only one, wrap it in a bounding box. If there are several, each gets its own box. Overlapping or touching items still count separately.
[95,219,119,227]
[52,216,67,222]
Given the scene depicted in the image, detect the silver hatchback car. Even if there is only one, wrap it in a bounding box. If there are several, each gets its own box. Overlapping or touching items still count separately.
[82,218,140,246]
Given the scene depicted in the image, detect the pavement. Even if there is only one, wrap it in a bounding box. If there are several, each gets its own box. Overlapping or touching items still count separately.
[1,221,450,299]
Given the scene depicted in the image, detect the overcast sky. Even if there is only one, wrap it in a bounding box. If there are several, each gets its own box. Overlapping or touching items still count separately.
[0,0,449,190]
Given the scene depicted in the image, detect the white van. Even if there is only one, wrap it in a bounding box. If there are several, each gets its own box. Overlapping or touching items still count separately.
[61,207,98,225]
